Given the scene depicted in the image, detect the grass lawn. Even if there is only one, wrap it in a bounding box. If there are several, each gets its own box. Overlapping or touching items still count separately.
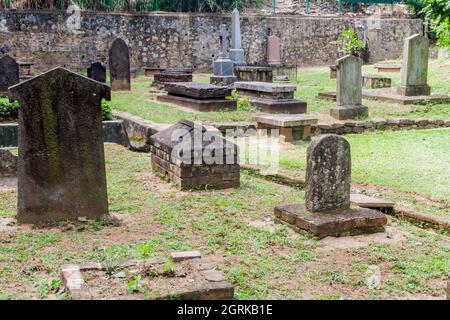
[279,129,450,218]
[110,57,450,124]
[0,144,448,300]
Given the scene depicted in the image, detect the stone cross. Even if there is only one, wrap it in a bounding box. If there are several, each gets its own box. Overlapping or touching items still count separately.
[305,134,351,212]
[218,24,230,59]
[8,67,111,224]
[0,54,19,93]
[397,34,430,96]
[87,62,106,83]
[109,38,131,91]
[331,54,368,120]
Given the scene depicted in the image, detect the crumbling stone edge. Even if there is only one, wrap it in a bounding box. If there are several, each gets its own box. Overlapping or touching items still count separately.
[60,250,234,300]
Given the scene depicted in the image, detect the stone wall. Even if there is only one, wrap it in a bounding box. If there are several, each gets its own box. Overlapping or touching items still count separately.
[0,10,423,72]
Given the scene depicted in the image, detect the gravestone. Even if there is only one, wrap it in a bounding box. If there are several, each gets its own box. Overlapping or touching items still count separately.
[0,54,19,94]
[0,148,17,177]
[267,35,281,66]
[330,55,368,120]
[210,24,237,86]
[274,134,387,238]
[8,67,111,224]
[87,62,106,83]
[397,34,430,96]
[109,38,131,91]
[229,8,246,66]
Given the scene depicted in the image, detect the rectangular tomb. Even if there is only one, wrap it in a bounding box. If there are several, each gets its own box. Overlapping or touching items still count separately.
[253,114,318,142]
[157,82,237,112]
[235,66,273,83]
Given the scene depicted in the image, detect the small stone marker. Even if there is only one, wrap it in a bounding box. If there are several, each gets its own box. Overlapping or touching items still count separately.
[274,134,387,238]
[87,62,106,83]
[234,81,307,114]
[229,8,246,66]
[157,82,237,112]
[253,114,318,142]
[397,34,430,96]
[330,55,368,120]
[109,38,131,91]
[267,35,281,66]
[0,148,17,177]
[8,67,111,224]
[0,54,19,94]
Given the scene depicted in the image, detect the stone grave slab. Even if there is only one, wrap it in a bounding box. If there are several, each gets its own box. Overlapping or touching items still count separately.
[235,66,273,83]
[109,38,131,91]
[316,92,336,101]
[274,134,387,238]
[61,251,234,300]
[374,64,401,73]
[153,69,193,90]
[157,83,236,112]
[0,148,17,177]
[0,54,19,95]
[362,76,391,89]
[350,193,394,214]
[267,35,281,66]
[362,88,450,105]
[253,114,318,142]
[149,120,239,190]
[144,67,164,77]
[87,62,106,83]
[8,67,110,224]
[102,120,130,148]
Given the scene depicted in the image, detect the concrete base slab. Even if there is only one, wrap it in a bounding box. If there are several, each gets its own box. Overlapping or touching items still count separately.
[350,193,394,213]
[250,98,307,114]
[274,204,387,239]
[363,88,450,105]
[330,105,368,120]
[157,94,237,112]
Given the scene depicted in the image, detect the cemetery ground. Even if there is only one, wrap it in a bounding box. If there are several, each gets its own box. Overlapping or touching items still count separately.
[0,143,449,300]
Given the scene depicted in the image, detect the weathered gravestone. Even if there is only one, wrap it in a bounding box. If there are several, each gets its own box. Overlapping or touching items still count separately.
[0,54,19,94]
[109,38,131,91]
[330,55,368,120]
[397,34,430,96]
[229,8,246,66]
[274,134,386,238]
[267,35,281,66]
[87,62,106,83]
[8,67,111,224]
[0,148,17,177]
[210,24,237,86]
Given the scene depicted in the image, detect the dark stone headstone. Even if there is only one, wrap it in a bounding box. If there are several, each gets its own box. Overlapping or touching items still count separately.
[0,54,19,93]
[0,148,17,177]
[8,67,111,224]
[87,62,106,83]
[305,134,351,212]
[109,38,130,91]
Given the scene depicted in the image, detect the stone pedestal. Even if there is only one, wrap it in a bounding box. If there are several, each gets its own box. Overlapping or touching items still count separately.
[157,82,236,112]
[230,49,246,66]
[396,84,430,96]
[253,114,318,142]
[330,105,368,120]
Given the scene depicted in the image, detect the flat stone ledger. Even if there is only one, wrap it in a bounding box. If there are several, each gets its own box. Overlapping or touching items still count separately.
[362,88,450,105]
[249,98,307,114]
[157,83,237,112]
[109,38,131,91]
[362,76,391,89]
[0,54,19,94]
[374,64,401,73]
[153,70,193,89]
[8,67,111,224]
[274,204,387,239]
[253,114,318,142]
[87,62,106,83]
[398,34,430,96]
[149,120,240,190]
[235,66,273,83]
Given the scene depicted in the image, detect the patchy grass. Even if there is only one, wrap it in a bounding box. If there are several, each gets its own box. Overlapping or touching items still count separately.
[0,144,448,300]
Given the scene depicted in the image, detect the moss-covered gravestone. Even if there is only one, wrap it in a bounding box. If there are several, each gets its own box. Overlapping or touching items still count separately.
[109,38,130,91]
[8,67,111,224]
[0,54,19,94]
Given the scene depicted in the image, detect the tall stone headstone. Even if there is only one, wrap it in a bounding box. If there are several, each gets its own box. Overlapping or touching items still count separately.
[0,54,19,93]
[397,34,430,96]
[109,38,131,91]
[8,67,111,224]
[87,62,106,83]
[211,24,237,86]
[267,35,281,66]
[274,134,387,238]
[305,135,351,212]
[229,8,246,66]
[330,55,368,120]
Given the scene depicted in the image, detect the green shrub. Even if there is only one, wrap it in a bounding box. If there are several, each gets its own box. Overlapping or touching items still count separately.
[101,100,113,121]
[0,98,19,120]
[336,29,365,56]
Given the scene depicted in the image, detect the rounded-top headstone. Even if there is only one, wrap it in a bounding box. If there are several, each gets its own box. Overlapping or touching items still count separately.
[109,38,131,91]
[305,134,351,212]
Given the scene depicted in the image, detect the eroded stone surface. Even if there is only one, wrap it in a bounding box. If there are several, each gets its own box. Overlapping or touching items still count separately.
[0,54,19,93]
[252,114,318,127]
[8,67,110,224]
[0,148,17,177]
[164,82,232,99]
[109,38,130,91]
